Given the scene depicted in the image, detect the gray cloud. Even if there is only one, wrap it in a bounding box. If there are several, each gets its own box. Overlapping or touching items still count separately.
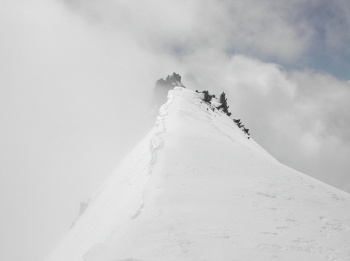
[62,0,313,61]
[64,0,350,77]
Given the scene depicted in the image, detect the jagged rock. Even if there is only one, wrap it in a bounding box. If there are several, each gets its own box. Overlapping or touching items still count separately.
[155,72,184,89]
[152,73,185,112]
[216,92,229,114]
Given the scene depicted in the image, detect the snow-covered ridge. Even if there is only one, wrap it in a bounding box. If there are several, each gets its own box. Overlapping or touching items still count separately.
[169,87,277,162]
[46,87,350,261]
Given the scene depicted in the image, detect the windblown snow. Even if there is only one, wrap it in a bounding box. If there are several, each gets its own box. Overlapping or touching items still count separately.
[46,87,350,261]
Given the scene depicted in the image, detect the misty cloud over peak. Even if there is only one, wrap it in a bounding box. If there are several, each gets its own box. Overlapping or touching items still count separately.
[61,0,350,79]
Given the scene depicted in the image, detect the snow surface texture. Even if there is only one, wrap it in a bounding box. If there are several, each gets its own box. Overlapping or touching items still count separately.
[46,87,350,261]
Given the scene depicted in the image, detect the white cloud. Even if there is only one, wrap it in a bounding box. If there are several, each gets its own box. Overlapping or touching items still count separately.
[61,0,316,61]
[2,1,350,261]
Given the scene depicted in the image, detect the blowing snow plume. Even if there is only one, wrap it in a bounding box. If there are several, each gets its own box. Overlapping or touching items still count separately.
[47,83,350,261]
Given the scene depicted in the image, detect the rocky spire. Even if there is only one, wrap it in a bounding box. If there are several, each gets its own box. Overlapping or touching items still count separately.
[155,72,185,88]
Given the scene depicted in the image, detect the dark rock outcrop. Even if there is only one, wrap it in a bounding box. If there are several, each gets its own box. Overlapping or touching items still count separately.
[155,72,185,89]
[152,72,185,112]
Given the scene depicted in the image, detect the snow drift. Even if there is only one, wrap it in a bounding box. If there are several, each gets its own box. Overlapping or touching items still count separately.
[46,87,350,261]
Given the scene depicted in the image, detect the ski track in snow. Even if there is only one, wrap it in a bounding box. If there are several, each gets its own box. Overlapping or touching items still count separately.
[131,92,175,220]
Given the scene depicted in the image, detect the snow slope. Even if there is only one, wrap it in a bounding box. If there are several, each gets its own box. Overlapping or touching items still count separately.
[46,87,350,261]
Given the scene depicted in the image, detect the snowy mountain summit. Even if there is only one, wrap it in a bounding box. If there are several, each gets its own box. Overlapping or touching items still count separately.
[46,86,350,261]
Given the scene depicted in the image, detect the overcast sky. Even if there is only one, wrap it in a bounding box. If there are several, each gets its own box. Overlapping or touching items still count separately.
[1,0,350,260]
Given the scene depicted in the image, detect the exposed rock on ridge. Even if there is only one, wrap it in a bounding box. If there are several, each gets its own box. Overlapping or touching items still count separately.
[155,72,185,89]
